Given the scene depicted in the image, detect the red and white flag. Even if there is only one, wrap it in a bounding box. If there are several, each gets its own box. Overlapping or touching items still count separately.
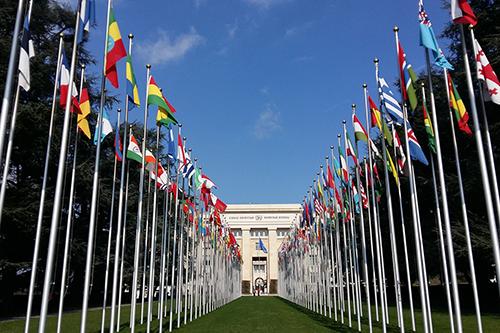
[210,193,227,213]
[59,51,80,113]
[473,39,500,105]
[451,0,477,26]
[201,174,217,189]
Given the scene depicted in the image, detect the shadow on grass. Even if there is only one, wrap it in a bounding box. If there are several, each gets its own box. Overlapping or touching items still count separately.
[276,297,410,333]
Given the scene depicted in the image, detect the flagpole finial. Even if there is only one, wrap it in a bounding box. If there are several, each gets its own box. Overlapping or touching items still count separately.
[146,64,151,69]
[178,123,182,128]
[374,58,379,64]
[59,32,64,38]
[320,165,323,169]
[421,82,425,87]
[325,156,329,160]
[330,145,334,150]
[194,158,197,162]
[337,134,341,138]
[351,104,356,109]
[393,26,399,32]
[128,33,134,39]
[81,63,86,69]
[468,24,474,30]
[342,120,346,124]
[117,108,121,113]
[363,83,367,88]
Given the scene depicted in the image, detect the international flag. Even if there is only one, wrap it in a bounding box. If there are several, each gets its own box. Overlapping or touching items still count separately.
[114,123,123,161]
[126,55,140,107]
[258,238,268,254]
[59,50,80,113]
[350,180,360,213]
[386,147,399,185]
[422,103,436,153]
[177,133,187,166]
[346,134,359,166]
[473,39,500,105]
[105,9,127,88]
[156,98,178,126]
[418,1,453,70]
[77,81,92,139]
[392,127,406,174]
[148,76,178,126]
[377,74,404,125]
[397,41,418,111]
[151,162,170,191]
[18,16,35,91]
[93,109,113,145]
[166,124,176,162]
[338,146,348,184]
[451,0,477,26]
[127,132,142,163]
[407,125,429,165]
[447,72,472,135]
[359,181,368,209]
[352,114,368,142]
[327,165,336,189]
[210,193,227,213]
[369,95,392,146]
[78,0,96,43]
[144,149,157,172]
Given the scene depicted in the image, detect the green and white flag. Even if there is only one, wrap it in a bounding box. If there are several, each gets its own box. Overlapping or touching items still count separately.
[127,132,142,163]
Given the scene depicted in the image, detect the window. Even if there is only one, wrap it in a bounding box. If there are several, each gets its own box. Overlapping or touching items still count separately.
[250,229,268,238]
[232,229,242,237]
[277,229,289,237]
[255,242,260,250]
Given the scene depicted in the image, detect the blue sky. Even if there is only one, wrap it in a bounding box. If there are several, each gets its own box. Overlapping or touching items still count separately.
[61,0,452,204]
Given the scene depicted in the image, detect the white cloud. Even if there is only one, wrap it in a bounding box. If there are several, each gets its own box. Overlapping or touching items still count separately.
[243,0,291,9]
[253,103,282,139]
[226,20,239,39]
[137,27,204,66]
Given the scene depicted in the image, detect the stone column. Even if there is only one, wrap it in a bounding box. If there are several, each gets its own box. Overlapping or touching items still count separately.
[268,227,278,294]
[241,228,251,294]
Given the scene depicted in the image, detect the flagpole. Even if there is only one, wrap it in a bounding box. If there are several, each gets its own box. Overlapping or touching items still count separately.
[146,125,161,333]
[141,174,153,325]
[363,84,384,327]
[37,3,83,330]
[469,26,500,229]
[24,32,64,333]
[56,64,86,333]
[108,32,133,333]
[159,184,172,332]
[423,47,462,333]
[177,145,189,328]
[374,58,404,332]
[443,69,482,333]
[130,63,151,333]
[462,26,500,293]
[117,161,130,331]
[0,0,25,174]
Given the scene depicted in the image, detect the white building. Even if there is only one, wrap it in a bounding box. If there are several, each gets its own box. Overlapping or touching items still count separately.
[221,204,301,294]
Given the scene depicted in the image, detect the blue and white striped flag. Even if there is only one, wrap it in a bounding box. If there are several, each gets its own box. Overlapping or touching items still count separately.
[377,75,404,125]
[78,0,96,43]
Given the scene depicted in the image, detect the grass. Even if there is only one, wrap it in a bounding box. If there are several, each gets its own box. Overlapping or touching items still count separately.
[1,296,500,332]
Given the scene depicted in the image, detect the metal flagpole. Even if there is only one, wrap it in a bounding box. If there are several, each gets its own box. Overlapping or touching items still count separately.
[24,33,64,333]
[56,64,86,333]
[443,69,482,333]
[100,108,121,333]
[374,58,404,332]
[459,25,500,294]
[159,188,172,332]
[37,3,82,331]
[130,63,151,333]
[141,174,153,324]
[108,33,133,333]
[146,126,161,333]
[80,0,113,330]
[469,26,500,229]
[363,84,386,331]
[423,47,462,333]
[0,0,25,174]
[117,161,130,330]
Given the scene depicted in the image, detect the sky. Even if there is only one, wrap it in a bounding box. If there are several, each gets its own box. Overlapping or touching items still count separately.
[58,0,452,204]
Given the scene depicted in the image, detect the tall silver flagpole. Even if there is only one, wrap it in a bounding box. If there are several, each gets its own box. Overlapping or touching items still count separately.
[0,0,25,173]
[37,4,82,331]
[363,84,384,327]
[109,33,133,333]
[443,69,482,332]
[81,0,113,327]
[56,64,86,333]
[459,25,500,294]
[177,145,189,328]
[100,108,121,333]
[141,174,153,325]
[146,126,161,333]
[423,47,462,332]
[130,63,151,333]
[24,33,64,333]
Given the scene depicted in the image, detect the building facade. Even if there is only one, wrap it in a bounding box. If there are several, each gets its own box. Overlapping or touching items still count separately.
[221,204,301,294]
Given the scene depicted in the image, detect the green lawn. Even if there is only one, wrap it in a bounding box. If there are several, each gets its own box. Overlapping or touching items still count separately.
[1,296,500,332]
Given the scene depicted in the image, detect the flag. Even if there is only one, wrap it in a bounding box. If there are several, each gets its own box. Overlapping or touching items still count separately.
[351,180,360,213]
[144,149,157,172]
[346,134,359,166]
[151,162,170,190]
[126,55,140,106]
[166,124,176,161]
[369,95,392,145]
[18,16,35,91]
[114,123,123,161]
[473,39,500,105]
[407,125,429,165]
[338,146,348,184]
[422,103,436,153]
[156,100,178,126]
[377,75,404,124]
[93,109,113,144]
[147,76,171,110]
[393,127,406,173]
[327,165,335,189]
[359,181,368,209]
[447,72,472,135]
[201,174,217,189]
[177,133,187,165]
[397,41,418,111]
[352,114,368,142]
[78,0,96,43]
[105,9,127,88]
[451,0,477,26]
[59,50,80,113]
[258,238,268,254]
[127,132,142,163]
[210,193,227,212]
[418,1,454,70]
[77,81,92,139]
[386,147,399,185]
